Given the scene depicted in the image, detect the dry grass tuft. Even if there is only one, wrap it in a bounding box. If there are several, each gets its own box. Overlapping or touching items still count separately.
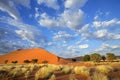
[74,66,90,76]
[96,65,114,74]
[90,72,108,80]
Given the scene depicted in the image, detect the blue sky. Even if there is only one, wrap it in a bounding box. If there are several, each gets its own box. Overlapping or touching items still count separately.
[0,0,120,58]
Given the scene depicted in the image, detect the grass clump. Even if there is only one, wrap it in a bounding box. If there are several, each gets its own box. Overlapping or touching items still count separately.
[24,71,30,80]
[61,66,72,74]
[90,72,108,80]
[74,66,90,76]
[48,74,56,80]
[96,65,114,74]
[35,67,54,80]
[9,67,23,77]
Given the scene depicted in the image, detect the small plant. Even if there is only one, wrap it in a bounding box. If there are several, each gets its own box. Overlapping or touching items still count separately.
[48,74,56,80]
[24,71,30,80]
[4,60,8,64]
[24,60,31,63]
[74,66,90,76]
[9,67,23,77]
[11,61,18,64]
[61,66,72,74]
[42,60,48,64]
[90,72,108,80]
[96,65,114,74]
[21,67,28,73]
[31,59,38,63]
[35,67,54,80]
[48,64,61,71]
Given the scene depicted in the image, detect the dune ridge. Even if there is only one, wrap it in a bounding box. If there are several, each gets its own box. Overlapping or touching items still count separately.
[0,48,59,64]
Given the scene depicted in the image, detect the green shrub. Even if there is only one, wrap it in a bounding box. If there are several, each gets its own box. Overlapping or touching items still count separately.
[82,55,90,61]
[90,53,101,62]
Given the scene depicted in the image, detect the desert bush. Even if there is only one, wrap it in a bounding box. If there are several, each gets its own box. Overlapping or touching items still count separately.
[35,67,54,80]
[90,53,101,62]
[24,71,30,80]
[3,65,14,72]
[48,74,56,80]
[0,70,9,79]
[21,67,28,73]
[82,55,90,61]
[29,64,36,73]
[74,66,90,76]
[24,60,31,63]
[11,61,18,64]
[4,60,8,64]
[96,65,114,74]
[42,60,48,63]
[61,66,72,74]
[48,64,61,71]
[31,59,38,63]
[90,72,108,80]
[9,67,23,77]
[69,73,78,80]
[106,53,116,62]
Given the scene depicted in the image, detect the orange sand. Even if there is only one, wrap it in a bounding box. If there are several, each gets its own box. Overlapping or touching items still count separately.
[0,48,58,64]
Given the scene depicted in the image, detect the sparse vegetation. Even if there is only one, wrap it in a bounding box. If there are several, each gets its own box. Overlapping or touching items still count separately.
[61,66,72,74]
[74,66,90,76]
[35,66,54,80]
[96,65,114,74]
[4,60,8,64]
[106,53,116,62]
[90,53,101,62]
[31,59,38,63]
[0,62,119,80]
[42,60,48,63]
[90,72,108,80]
[24,60,31,63]
[82,55,90,61]
[11,60,18,64]
[101,56,106,61]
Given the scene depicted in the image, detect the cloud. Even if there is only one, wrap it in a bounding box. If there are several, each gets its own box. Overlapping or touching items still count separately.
[0,17,47,54]
[12,0,31,8]
[79,44,88,49]
[0,0,19,19]
[93,19,120,28]
[93,29,120,40]
[39,13,59,28]
[95,43,120,53]
[36,0,88,30]
[53,31,74,42]
[94,29,107,38]
[38,9,84,30]
[0,0,31,20]
[64,0,88,9]
[60,9,84,29]
[37,0,59,10]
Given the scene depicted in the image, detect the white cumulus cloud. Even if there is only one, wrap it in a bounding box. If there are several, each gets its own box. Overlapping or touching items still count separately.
[37,0,59,10]
[64,0,88,9]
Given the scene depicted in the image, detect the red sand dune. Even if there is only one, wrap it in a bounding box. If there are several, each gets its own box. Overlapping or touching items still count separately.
[0,48,59,64]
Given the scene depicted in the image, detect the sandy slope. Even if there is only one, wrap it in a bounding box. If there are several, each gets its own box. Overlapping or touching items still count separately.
[0,48,58,64]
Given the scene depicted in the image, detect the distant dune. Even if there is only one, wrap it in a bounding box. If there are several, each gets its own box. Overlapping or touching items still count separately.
[0,48,59,64]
